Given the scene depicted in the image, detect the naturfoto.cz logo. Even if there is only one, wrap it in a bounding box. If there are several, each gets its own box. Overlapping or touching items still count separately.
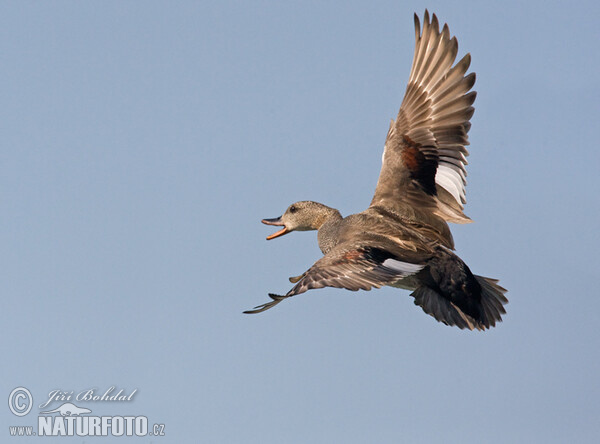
[7,386,166,438]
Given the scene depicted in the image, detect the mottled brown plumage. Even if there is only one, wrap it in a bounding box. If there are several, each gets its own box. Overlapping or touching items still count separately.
[246,11,508,330]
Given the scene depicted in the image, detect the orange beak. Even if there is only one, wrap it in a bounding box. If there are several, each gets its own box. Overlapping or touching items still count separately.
[262,217,289,240]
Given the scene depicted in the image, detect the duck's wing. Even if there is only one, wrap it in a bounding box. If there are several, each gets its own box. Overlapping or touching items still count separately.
[244,244,426,314]
[370,10,476,224]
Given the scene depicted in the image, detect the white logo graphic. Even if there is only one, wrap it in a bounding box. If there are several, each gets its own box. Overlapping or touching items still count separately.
[40,402,92,417]
[8,387,33,417]
[7,386,165,438]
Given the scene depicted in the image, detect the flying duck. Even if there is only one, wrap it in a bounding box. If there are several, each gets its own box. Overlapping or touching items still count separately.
[245,11,507,330]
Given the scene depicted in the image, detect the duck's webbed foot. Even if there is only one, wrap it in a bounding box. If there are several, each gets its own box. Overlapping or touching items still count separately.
[243,293,291,314]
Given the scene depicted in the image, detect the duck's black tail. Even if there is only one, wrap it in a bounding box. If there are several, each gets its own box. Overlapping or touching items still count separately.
[474,275,508,328]
[411,249,508,330]
[412,275,507,330]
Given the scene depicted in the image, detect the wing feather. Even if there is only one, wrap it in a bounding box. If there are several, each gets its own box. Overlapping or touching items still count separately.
[244,244,427,313]
[287,246,425,297]
[371,11,476,225]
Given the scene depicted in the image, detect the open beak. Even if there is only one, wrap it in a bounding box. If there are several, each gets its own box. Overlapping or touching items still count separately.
[262,216,289,240]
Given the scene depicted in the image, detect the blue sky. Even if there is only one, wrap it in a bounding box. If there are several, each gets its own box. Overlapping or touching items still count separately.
[2,0,599,442]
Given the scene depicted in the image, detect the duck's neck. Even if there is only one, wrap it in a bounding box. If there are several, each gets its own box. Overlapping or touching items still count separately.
[316,208,343,254]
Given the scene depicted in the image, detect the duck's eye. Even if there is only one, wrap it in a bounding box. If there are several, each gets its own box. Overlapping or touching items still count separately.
[289,205,297,213]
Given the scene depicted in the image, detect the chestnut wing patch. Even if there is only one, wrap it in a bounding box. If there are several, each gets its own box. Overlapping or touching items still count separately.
[400,135,438,196]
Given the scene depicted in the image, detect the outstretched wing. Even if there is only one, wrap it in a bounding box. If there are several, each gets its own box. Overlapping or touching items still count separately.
[244,245,425,314]
[370,10,476,224]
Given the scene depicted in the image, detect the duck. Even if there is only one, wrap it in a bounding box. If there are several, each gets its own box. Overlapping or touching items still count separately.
[245,10,508,330]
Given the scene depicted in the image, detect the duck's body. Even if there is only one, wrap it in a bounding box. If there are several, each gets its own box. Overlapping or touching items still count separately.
[246,11,508,330]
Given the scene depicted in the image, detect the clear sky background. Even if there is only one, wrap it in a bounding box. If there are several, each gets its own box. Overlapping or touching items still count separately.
[2,1,599,442]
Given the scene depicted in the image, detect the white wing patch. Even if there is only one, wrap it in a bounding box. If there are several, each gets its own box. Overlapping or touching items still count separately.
[436,165,466,206]
[381,259,424,275]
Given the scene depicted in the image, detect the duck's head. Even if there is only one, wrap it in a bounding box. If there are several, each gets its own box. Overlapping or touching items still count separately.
[262,201,338,240]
